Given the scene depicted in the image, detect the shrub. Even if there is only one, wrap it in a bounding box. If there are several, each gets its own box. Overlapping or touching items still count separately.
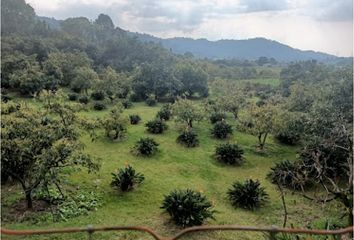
[177,128,199,147]
[211,121,232,139]
[215,143,244,165]
[68,93,78,101]
[122,99,133,109]
[111,165,145,192]
[91,91,105,100]
[132,137,159,156]
[227,179,268,210]
[93,102,106,111]
[156,104,172,120]
[146,95,157,106]
[129,114,141,125]
[268,160,310,190]
[129,93,140,102]
[55,191,101,221]
[161,189,215,227]
[78,95,89,104]
[145,119,168,134]
[210,112,226,124]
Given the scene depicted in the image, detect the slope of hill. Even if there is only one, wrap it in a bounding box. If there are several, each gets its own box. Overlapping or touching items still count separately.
[39,16,341,62]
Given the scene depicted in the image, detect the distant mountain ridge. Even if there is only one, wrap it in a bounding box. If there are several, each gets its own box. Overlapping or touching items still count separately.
[39,16,342,62]
[128,33,338,62]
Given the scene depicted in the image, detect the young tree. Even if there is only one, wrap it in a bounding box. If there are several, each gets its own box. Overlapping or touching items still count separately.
[240,102,277,150]
[172,98,204,128]
[1,102,99,209]
[101,104,128,141]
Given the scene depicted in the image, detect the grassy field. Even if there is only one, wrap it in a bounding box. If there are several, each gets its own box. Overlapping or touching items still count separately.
[2,101,340,240]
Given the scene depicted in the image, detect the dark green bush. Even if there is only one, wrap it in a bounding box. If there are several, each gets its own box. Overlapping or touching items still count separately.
[122,99,133,109]
[129,93,141,102]
[78,95,89,104]
[227,179,268,210]
[111,165,145,191]
[145,119,168,134]
[268,160,310,190]
[68,93,78,101]
[91,91,105,100]
[129,114,141,125]
[210,112,226,124]
[161,189,215,227]
[177,129,199,147]
[215,143,244,165]
[211,121,233,139]
[145,95,157,106]
[132,137,159,156]
[156,104,172,120]
[93,102,106,111]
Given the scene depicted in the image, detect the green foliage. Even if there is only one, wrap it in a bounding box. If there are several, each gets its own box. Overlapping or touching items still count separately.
[161,189,215,227]
[70,67,98,94]
[239,102,277,149]
[156,104,172,120]
[1,0,36,35]
[132,63,181,100]
[1,101,99,209]
[177,128,199,147]
[211,121,233,139]
[268,160,310,190]
[93,102,106,111]
[99,67,131,101]
[122,99,132,109]
[78,95,89,104]
[55,191,102,221]
[132,137,159,156]
[273,110,304,145]
[173,62,209,97]
[172,98,204,127]
[111,165,145,192]
[215,143,244,165]
[145,119,168,134]
[145,95,157,106]
[129,114,141,125]
[101,105,128,141]
[210,112,227,124]
[68,93,78,101]
[227,179,269,210]
[91,91,105,100]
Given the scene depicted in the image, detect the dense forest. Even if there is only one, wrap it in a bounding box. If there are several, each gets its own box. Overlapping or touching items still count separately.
[1,0,353,239]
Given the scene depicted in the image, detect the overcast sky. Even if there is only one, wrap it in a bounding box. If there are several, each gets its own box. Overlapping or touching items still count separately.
[27,0,353,57]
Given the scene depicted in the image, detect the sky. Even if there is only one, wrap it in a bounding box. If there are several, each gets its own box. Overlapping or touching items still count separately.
[27,0,353,57]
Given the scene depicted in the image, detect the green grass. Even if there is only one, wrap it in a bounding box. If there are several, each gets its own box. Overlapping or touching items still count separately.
[2,101,340,240]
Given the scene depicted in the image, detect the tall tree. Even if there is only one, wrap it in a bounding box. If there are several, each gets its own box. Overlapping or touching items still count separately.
[1,101,99,209]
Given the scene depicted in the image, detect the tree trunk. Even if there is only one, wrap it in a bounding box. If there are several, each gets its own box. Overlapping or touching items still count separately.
[262,132,268,148]
[258,133,263,149]
[188,120,193,128]
[25,191,33,209]
[232,111,238,119]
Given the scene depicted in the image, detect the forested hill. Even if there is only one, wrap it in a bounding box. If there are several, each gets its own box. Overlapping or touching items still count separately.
[38,16,340,62]
[127,33,339,62]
